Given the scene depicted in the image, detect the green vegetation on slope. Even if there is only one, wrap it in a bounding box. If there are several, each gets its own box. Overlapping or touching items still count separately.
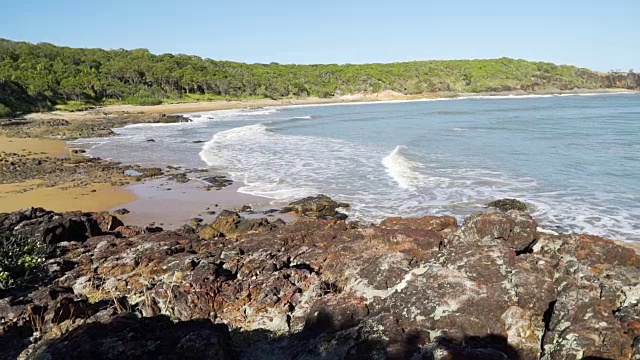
[0,232,47,289]
[0,38,637,116]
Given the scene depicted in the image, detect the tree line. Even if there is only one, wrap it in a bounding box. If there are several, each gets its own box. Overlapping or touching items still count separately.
[0,38,637,117]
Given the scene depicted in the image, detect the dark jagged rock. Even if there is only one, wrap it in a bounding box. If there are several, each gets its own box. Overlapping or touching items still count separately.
[167,173,190,183]
[151,114,192,124]
[112,208,130,215]
[286,194,350,219]
[27,314,234,360]
[201,175,233,189]
[0,207,101,244]
[486,198,528,212]
[1,205,639,359]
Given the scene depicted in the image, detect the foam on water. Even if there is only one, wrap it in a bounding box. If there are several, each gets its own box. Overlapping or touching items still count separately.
[382,146,426,190]
[183,108,281,122]
[198,123,544,226]
[74,92,640,241]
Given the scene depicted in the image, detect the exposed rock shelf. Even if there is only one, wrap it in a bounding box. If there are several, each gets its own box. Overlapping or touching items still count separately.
[0,198,638,359]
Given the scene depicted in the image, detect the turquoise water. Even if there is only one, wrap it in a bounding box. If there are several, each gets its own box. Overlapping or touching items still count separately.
[73,93,640,241]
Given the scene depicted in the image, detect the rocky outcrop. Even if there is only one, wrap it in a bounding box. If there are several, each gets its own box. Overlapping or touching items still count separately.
[603,72,640,90]
[283,194,350,219]
[1,203,639,359]
[0,113,190,140]
[486,198,528,212]
[0,150,162,188]
[197,210,283,239]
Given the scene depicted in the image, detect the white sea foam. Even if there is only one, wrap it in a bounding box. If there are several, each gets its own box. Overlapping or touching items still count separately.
[381,146,426,190]
[184,108,280,122]
[199,124,543,225]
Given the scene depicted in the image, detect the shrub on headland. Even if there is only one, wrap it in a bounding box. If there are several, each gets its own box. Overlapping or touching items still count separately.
[124,96,163,106]
[0,103,13,118]
[0,38,638,116]
[0,232,48,289]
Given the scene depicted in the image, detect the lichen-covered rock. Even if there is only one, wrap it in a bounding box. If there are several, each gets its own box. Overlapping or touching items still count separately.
[379,215,457,238]
[456,211,538,253]
[0,206,639,360]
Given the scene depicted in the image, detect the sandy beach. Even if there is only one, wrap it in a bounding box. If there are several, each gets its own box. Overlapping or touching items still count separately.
[22,88,635,123]
[0,135,68,157]
[0,136,138,213]
[0,134,284,227]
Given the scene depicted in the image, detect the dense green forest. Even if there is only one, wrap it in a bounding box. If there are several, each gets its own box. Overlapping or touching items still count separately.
[0,38,637,117]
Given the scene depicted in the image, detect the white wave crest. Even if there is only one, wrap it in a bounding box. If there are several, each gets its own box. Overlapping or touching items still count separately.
[199,124,270,167]
[184,108,280,122]
[382,146,426,190]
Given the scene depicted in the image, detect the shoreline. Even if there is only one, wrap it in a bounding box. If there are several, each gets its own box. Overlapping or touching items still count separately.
[1,89,638,241]
[21,88,637,122]
[0,136,143,214]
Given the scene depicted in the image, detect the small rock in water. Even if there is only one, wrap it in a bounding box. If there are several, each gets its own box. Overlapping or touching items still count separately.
[486,198,528,212]
[113,208,130,215]
[201,175,233,189]
[286,194,350,219]
[239,205,252,212]
[146,139,156,142]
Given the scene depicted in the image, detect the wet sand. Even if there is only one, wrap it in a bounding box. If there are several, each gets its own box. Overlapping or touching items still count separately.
[0,135,69,157]
[113,177,292,229]
[0,181,136,213]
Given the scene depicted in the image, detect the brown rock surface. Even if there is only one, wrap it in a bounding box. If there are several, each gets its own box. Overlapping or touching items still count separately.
[1,202,639,359]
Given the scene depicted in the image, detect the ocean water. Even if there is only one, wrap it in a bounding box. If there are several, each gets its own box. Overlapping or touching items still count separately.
[71,93,640,241]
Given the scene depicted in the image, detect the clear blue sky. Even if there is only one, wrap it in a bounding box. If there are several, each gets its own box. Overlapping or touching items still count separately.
[1,0,637,71]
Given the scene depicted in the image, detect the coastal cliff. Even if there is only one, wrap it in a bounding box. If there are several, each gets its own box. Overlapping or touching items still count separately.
[603,72,640,90]
[1,197,639,360]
